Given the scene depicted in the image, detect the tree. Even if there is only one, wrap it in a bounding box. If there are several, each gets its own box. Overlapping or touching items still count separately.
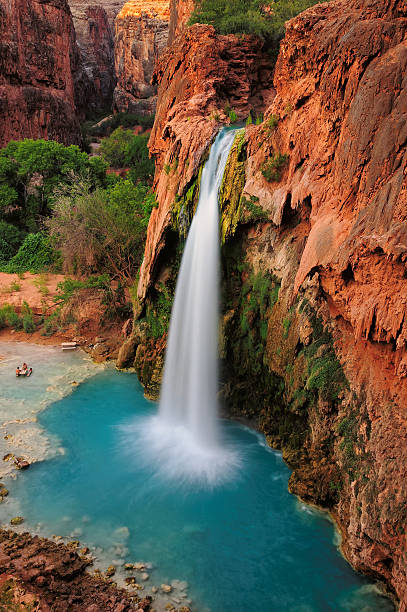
[100,129,155,184]
[100,127,135,168]
[46,178,157,281]
[0,139,109,233]
[0,221,24,263]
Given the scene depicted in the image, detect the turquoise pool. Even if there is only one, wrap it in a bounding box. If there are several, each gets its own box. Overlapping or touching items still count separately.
[5,369,394,612]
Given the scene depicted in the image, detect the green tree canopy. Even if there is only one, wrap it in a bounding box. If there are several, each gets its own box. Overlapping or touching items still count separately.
[100,128,155,184]
[189,0,323,41]
[0,139,109,232]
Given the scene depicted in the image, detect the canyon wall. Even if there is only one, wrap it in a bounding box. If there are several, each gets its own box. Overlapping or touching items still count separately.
[120,0,407,607]
[113,0,170,115]
[168,0,194,43]
[0,0,83,146]
[68,0,119,111]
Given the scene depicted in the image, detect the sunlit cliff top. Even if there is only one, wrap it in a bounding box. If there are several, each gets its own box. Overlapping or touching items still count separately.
[117,0,170,20]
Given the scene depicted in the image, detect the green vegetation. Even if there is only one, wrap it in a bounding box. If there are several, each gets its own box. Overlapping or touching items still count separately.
[84,112,155,139]
[0,304,22,331]
[21,301,35,333]
[240,195,268,222]
[189,0,323,43]
[224,104,238,124]
[2,233,58,274]
[0,221,24,263]
[0,139,108,233]
[298,301,348,403]
[261,152,289,182]
[172,166,204,237]
[99,128,154,183]
[0,127,156,282]
[47,179,156,281]
[145,283,173,339]
[337,412,358,477]
[219,130,246,241]
[238,270,280,372]
[282,316,292,339]
[263,114,279,134]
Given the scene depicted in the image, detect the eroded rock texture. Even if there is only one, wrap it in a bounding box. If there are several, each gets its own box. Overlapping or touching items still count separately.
[68,0,118,111]
[0,0,82,146]
[113,0,170,115]
[0,530,146,611]
[168,0,194,43]
[128,0,407,607]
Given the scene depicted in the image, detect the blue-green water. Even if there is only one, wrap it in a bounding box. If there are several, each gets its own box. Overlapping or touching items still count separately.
[8,370,393,612]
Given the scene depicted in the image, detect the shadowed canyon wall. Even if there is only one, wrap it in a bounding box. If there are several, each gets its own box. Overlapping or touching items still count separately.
[0,0,82,146]
[113,0,170,115]
[68,0,120,111]
[119,0,407,607]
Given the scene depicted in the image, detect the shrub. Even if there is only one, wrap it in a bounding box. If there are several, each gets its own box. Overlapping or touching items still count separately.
[8,310,22,330]
[261,153,289,182]
[0,221,25,263]
[47,180,157,281]
[2,233,58,274]
[190,0,324,42]
[23,313,35,333]
[0,138,109,235]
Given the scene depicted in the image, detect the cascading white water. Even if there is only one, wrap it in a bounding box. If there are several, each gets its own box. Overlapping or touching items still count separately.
[159,127,237,446]
[132,128,241,487]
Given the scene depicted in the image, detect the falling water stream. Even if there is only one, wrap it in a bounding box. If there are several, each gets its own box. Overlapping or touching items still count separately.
[135,128,241,486]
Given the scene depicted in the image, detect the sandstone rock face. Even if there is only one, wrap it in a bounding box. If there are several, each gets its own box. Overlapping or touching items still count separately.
[69,0,123,29]
[0,0,82,146]
[113,1,170,115]
[131,0,407,606]
[68,0,118,111]
[138,23,274,298]
[168,0,194,43]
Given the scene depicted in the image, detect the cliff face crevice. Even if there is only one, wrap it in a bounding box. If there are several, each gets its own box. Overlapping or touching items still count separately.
[113,0,170,115]
[125,0,407,606]
[0,0,82,146]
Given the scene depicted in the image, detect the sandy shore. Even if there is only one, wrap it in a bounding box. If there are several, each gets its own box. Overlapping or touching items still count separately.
[0,341,103,479]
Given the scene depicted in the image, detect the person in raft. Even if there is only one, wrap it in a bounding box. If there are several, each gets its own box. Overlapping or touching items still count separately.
[16,367,21,377]
[22,362,28,373]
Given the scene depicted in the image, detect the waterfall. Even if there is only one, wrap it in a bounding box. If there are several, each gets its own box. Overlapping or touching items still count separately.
[159,127,237,447]
[133,128,241,487]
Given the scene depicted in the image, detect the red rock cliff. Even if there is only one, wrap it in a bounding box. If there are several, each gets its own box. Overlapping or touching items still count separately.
[168,0,194,43]
[113,0,170,115]
[0,0,82,146]
[68,1,118,110]
[241,0,407,603]
[138,23,274,297]
[134,0,407,606]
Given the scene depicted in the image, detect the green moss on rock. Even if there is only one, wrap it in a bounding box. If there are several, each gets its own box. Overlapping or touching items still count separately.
[172,166,204,238]
[219,130,246,243]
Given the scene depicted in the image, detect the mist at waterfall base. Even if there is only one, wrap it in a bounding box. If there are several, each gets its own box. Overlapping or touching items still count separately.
[7,370,394,612]
[131,128,241,487]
